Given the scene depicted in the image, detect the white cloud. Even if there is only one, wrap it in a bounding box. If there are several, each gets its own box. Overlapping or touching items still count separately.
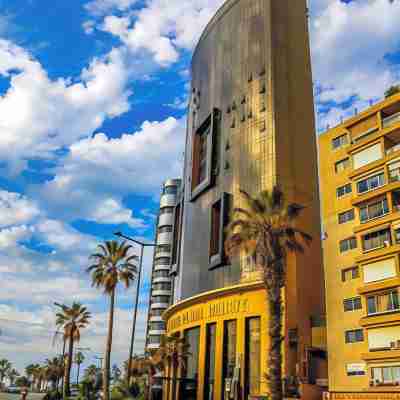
[82,20,96,34]
[310,0,400,129]
[85,0,139,16]
[0,191,40,228]
[100,0,225,66]
[0,40,132,174]
[35,116,184,224]
[0,225,33,249]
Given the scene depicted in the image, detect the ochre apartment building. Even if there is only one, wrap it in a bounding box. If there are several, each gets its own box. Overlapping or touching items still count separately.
[319,94,400,399]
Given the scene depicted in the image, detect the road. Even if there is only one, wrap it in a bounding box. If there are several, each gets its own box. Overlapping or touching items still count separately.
[0,394,43,400]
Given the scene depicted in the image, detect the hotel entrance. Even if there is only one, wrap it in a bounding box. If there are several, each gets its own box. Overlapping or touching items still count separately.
[162,282,269,400]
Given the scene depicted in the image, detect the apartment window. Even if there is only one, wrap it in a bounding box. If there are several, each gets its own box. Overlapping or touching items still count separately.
[209,193,231,269]
[357,172,385,194]
[159,207,174,215]
[342,266,360,282]
[158,225,173,234]
[154,257,170,266]
[149,321,165,331]
[389,161,400,183]
[372,366,400,386]
[152,296,169,304]
[337,183,352,198]
[367,290,400,315]
[163,185,178,195]
[353,143,382,169]
[393,191,400,212]
[191,110,219,200]
[155,244,171,254]
[395,228,400,244]
[346,364,366,376]
[362,228,391,252]
[153,282,171,291]
[343,297,362,312]
[332,134,349,150]
[151,309,164,317]
[359,198,389,223]
[148,335,161,344]
[153,270,170,279]
[338,209,355,224]
[340,237,357,253]
[335,158,350,173]
[345,329,364,343]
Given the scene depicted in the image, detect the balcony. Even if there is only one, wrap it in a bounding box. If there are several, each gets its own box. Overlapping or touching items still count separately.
[383,112,400,129]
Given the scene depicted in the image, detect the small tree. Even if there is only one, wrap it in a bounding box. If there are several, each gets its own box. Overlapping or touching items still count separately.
[385,85,400,98]
[0,359,11,386]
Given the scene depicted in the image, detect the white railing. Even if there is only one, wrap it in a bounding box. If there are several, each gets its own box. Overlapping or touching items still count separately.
[383,111,400,128]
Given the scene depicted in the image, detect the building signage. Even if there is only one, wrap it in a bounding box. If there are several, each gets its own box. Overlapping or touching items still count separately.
[346,363,366,373]
[167,297,250,331]
[330,394,400,400]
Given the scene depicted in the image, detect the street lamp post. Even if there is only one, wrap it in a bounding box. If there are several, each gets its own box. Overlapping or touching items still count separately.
[114,231,156,383]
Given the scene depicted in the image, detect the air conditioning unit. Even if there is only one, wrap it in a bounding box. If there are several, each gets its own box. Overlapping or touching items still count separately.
[384,240,390,247]
[322,392,330,400]
[390,341,396,349]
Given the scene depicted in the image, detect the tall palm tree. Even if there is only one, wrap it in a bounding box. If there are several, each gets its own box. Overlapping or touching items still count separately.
[7,369,19,386]
[0,359,11,386]
[30,364,42,392]
[55,302,91,399]
[45,358,64,390]
[87,240,138,400]
[225,187,311,400]
[74,352,85,385]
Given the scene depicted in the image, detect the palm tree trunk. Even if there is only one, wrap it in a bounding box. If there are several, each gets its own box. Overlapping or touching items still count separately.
[104,288,116,400]
[64,336,74,399]
[267,284,284,400]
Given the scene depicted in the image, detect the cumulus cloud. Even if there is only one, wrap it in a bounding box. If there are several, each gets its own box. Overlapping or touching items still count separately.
[310,0,400,129]
[0,40,132,174]
[85,0,139,16]
[100,0,225,66]
[0,191,40,228]
[34,116,185,224]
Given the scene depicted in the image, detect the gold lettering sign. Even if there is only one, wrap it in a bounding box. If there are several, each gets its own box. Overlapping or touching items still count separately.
[167,297,251,331]
[331,393,400,400]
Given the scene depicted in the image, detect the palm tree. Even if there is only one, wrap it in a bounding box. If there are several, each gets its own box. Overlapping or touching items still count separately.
[84,364,100,383]
[0,359,11,386]
[225,187,311,400]
[55,302,91,399]
[152,335,190,400]
[7,369,19,386]
[111,364,121,383]
[44,358,64,390]
[87,240,138,400]
[74,352,85,385]
[25,364,37,389]
[30,365,42,392]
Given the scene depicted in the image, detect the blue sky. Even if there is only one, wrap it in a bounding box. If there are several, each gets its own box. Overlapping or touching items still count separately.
[0,0,400,373]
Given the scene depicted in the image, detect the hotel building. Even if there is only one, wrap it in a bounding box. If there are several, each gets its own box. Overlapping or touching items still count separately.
[160,0,327,399]
[146,179,182,351]
[319,94,400,398]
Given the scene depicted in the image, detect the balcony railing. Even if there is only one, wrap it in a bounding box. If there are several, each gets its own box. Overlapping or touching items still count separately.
[386,143,400,155]
[383,112,400,128]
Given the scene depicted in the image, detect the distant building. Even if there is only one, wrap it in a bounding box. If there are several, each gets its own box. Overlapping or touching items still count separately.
[162,0,327,399]
[145,179,181,351]
[319,94,400,398]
